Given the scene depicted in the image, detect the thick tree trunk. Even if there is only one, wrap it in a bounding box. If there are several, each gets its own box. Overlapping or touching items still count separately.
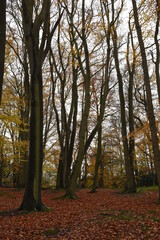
[132,0,160,200]
[20,71,44,210]
[20,0,63,210]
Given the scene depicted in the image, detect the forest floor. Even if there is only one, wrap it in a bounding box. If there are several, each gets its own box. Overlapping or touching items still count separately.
[0,188,160,239]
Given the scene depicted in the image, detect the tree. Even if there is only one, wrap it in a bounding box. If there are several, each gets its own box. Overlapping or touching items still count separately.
[132,0,160,200]
[6,2,30,187]
[20,0,63,210]
[65,0,91,198]
[111,0,136,193]
[49,4,79,189]
[154,1,160,103]
[0,0,6,103]
[91,0,112,192]
[127,15,137,192]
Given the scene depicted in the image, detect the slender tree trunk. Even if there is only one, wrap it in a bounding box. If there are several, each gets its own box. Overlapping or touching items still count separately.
[65,68,78,188]
[0,0,6,103]
[154,2,160,103]
[132,0,160,200]
[0,165,2,187]
[64,0,91,198]
[52,10,78,190]
[127,29,136,192]
[66,74,91,198]
[19,49,30,188]
[19,149,28,188]
[83,154,88,188]
[92,124,102,192]
[99,155,104,188]
[0,148,3,186]
[56,157,64,189]
[112,26,136,193]
[19,118,29,187]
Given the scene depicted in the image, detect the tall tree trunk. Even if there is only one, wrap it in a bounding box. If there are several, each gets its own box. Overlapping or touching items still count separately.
[112,26,136,193]
[0,0,6,103]
[66,63,91,198]
[65,67,78,188]
[127,27,136,192]
[19,49,30,188]
[20,0,63,210]
[132,0,160,200]
[65,0,91,198]
[154,2,160,103]
[20,70,44,210]
[51,4,78,189]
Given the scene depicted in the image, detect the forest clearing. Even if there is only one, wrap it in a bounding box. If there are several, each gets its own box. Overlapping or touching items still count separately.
[0,187,160,239]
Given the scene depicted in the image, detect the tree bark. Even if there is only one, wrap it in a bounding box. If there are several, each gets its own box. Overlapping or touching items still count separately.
[154,3,160,103]
[20,0,63,210]
[92,124,102,192]
[127,26,136,193]
[20,69,44,210]
[19,48,30,188]
[65,0,91,198]
[112,25,136,193]
[132,0,160,200]
[0,0,6,103]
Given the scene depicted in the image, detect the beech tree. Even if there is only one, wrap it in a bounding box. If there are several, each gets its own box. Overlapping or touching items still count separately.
[6,1,30,187]
[126,15,137,192]
[132,0,160,199]
[111,0,136,193]
[154,0,160,103]
[64,0,91,198]
[49,3,79,189]
[91,0,112,192]
[20,0,63,210]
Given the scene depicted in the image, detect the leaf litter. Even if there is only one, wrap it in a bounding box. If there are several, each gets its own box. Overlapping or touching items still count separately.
[0,188,160,239]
